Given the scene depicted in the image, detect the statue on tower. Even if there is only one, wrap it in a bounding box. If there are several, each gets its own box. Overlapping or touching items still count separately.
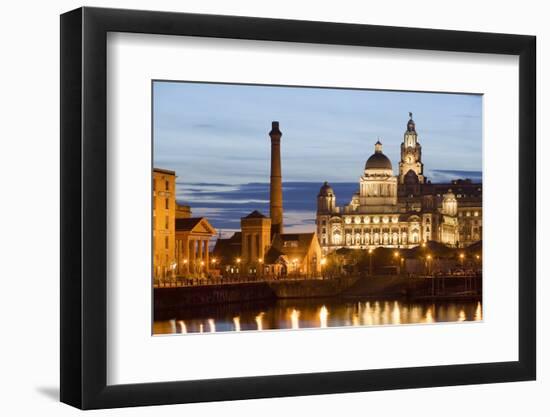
[407,112,416,132]
[399,112,425,185]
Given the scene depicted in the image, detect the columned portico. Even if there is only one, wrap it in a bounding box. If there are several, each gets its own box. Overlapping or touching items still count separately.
[175,217,217,278]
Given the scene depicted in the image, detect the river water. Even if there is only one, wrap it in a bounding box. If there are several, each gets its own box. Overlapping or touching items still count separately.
[153,297,482,334]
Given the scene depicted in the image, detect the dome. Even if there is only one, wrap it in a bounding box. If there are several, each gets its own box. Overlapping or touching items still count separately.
[318,181,334,197]
[365,141,392,170]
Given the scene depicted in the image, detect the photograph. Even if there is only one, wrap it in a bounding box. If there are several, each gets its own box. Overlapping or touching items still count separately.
[152,81,483,334]
[53,4,538,411]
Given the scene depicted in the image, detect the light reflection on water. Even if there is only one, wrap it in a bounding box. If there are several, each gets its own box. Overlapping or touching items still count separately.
[154,299,482,335]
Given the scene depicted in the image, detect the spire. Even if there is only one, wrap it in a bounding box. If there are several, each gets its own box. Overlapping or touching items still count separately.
[374,140,383,153]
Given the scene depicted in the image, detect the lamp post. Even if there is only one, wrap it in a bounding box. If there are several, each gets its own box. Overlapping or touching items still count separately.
[393,251,399,275]
[459,253,465,269]
[171,262,177,285]
[236,258,241,277]
[258,258,263,279]
[368,248,373,277]
[293,258,299,278]
[210,258,217,280]
[320,257,327,279]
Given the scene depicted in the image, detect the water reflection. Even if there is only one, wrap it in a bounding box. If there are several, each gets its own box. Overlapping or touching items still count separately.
[319,305,328,328]
[255,312,265,331]
[233,316,241,332]
[208,318,216,333]
[290,309,300,329]
[177,320,187,334]
[154,298,482,335]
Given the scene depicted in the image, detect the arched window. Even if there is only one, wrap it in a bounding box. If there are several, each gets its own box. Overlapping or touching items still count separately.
[332,232,341,245]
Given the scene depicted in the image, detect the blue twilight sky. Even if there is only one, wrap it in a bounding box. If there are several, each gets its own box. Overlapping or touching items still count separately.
[153,81,482,237]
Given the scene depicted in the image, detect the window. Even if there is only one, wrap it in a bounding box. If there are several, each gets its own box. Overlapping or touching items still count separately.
[165,180,170,190]
[165,198,169,209]
[165,236,169,249]
[165,216,169,229]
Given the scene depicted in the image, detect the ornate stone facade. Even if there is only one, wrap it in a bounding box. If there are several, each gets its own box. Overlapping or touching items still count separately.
[316,114,481,253]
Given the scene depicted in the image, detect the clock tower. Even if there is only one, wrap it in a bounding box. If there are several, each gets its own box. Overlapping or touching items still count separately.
[398,112,425,184]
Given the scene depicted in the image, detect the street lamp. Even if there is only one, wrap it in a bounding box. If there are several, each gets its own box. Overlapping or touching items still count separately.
[181,259,188,280]
[426,254,432,275]
[171,262,177,281]
[368,248,374,276]
[393,251,400,276]
[459,253,465,268]
[320,257,327,279]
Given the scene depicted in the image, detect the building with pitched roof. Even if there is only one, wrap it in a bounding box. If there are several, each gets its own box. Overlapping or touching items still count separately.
[213,121,322,278]
[175,217,217,277]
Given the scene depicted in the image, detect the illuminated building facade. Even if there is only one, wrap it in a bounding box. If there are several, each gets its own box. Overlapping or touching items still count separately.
[153,168,177,280]
[316,113,482,253]
[153,168,216,280]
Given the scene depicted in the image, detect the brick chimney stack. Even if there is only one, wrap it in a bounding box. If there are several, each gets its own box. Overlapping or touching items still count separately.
[269,121,283,236]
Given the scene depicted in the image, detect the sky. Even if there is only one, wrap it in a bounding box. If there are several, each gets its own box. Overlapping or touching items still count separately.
[153,81,482,237]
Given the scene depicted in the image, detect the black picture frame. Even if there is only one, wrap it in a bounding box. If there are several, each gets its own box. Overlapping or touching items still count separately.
[60,6,536,410]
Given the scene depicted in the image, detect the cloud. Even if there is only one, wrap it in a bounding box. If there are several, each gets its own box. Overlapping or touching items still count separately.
[428,169,482,183]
